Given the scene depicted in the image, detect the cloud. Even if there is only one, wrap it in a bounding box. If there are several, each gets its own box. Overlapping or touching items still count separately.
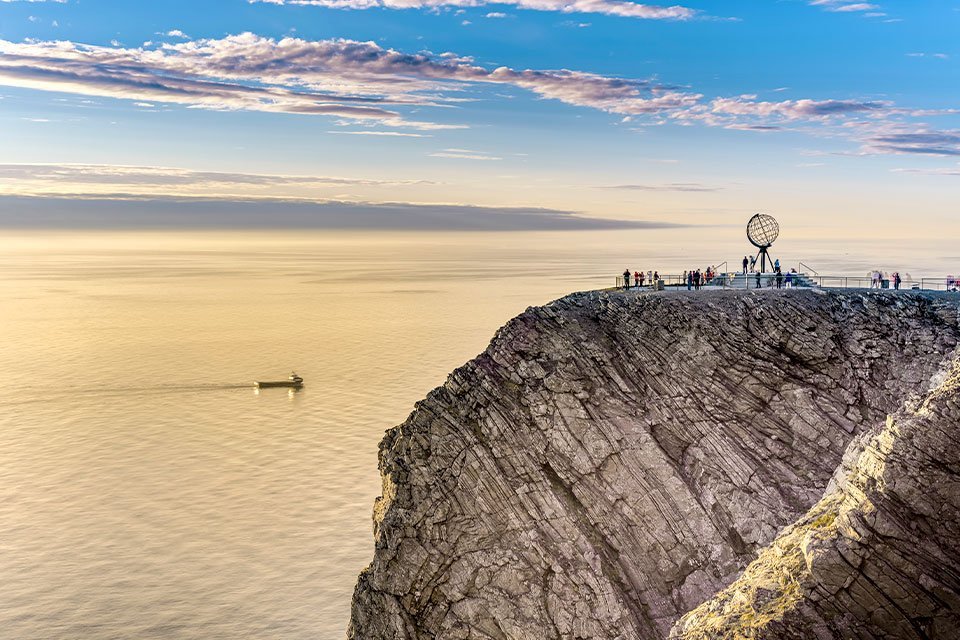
[603,182,721,192]
[327,130,430,137]
[673,95,891,128]
[0,33,939,147]
[863,130,960,156]
[252,0,700,20]
[907,52,950,60]
[710,96,886,118]
[0,194,685,231]
[429,148,502,160]
[0,33,702,128]
[892,166,960,176]
[809,0,883,15]
[0,163,435,199]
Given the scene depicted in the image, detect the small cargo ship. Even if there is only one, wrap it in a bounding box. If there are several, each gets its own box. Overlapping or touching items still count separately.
[254,372,304,390]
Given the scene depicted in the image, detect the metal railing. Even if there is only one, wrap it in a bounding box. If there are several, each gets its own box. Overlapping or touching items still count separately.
[615,273,730,289]
[614,273,960,292]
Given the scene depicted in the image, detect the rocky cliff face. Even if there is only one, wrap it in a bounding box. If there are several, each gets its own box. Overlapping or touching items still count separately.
[349,289,960,639]
[671,351,960,640]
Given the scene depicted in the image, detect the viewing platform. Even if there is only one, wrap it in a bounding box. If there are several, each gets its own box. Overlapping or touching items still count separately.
[615,272,960,292]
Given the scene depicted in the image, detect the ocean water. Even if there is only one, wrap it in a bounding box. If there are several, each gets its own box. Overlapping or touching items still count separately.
[1,229,957,639]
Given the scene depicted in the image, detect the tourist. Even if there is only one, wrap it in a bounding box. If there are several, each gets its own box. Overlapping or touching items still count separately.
[653,270,660,284]
[774,258,780,272]
[634,271,641,289]
[755,270,762,289]
[742,256,748,274]
[639,271,645,288]
[775,268,783,289]
[687,271,693,291]
[623,268,631,291]
[785,271,793,288]
[893,272,902,290]
[749,255,756,273]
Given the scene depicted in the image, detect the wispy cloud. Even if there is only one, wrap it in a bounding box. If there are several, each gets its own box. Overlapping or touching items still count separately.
[603,182,721,192]
[809,0,884,16]
[0,33,702,129]
[863,130,960,156]
[0,163,434,199]
[429,148,502,160]
[327,130,430,137]
[892,165,960,176]
[673,95,892,129]
[0,33,945,154]
[252,0,700,20]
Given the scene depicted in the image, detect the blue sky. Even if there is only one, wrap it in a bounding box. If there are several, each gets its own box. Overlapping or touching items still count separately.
[0,0,958,233]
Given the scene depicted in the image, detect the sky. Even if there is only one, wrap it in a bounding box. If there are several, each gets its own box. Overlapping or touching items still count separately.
[0,0,958,234]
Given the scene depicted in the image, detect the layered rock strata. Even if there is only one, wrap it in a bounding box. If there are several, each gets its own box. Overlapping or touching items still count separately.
[671,351,960,639]
[350,290,960,639]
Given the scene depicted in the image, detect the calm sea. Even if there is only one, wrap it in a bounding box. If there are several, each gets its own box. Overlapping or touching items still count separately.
[1,229,956,639]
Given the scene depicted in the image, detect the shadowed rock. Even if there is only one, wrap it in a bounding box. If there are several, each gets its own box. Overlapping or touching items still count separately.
[671,350,960,639]
[349,289,960,639]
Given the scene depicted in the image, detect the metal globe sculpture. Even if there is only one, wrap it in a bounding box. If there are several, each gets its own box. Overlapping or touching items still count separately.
[746,213,780,273]
[747,213,780,249]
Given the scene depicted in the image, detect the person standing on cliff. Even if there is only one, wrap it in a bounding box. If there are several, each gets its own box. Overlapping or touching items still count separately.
[775,268,783,289]
[743,256,749,274]
[623,268,631,291]
[687,270,693,291]
[755,270,762,289]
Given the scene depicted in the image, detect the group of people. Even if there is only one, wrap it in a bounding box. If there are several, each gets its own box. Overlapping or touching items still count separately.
[741,255,783,274]
[752,267,794,289]
[683,268,715,290]
[622,269,660,290]
[868,270,905,289]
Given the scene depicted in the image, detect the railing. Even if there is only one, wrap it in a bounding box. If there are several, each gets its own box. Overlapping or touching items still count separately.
[799,262,819,276]
[615,272,734,289]
[614,273,960,292]
[803,276,959,291]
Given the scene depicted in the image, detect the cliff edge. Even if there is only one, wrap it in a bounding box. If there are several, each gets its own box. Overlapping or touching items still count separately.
[349,289,960,639]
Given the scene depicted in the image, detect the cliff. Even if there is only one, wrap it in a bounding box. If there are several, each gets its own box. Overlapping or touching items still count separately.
[349,289,960,639]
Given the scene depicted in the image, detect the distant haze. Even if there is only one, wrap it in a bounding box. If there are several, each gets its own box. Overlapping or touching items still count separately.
[0,196,684,231]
